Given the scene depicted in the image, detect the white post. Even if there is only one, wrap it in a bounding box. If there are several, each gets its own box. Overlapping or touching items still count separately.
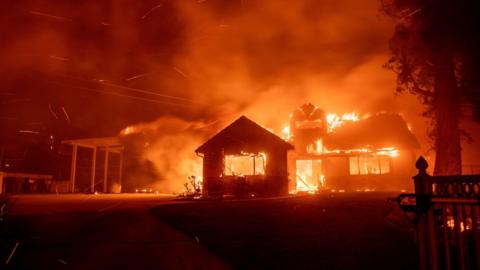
[118,151,123,193]
[70,145,78,193]
[91,147,97,193]
[103,147,109,193]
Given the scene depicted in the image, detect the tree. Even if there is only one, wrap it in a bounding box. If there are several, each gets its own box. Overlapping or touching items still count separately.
[382,0,480,175]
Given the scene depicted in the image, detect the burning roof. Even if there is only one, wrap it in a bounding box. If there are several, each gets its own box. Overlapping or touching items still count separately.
[323,113,420,150]
[196,116,294,155]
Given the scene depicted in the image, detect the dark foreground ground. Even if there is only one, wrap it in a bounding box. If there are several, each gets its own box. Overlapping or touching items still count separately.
[1,193,418,269]
[152,193,418,269]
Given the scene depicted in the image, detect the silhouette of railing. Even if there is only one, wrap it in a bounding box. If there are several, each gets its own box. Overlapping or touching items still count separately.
[398,157,480,270]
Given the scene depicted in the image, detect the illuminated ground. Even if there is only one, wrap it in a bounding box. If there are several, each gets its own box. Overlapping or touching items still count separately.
[2,193,417,269]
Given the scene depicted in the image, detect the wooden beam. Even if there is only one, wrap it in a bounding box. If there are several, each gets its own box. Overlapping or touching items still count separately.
[0,172,52,180]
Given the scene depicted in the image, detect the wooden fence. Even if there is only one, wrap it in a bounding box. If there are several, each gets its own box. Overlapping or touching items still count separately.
[399,156,480,270]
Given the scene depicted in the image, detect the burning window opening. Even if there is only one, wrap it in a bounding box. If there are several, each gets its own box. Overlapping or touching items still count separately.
[296,159,324,193]
[349,155,391,175]
[224,152,266,176]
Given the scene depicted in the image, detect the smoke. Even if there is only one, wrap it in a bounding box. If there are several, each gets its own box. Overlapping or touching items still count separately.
[2,0,448,190]
[120,116,215,193]
[169,0,413,127]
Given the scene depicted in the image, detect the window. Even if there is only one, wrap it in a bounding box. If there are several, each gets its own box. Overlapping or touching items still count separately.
[349,155,390,175]
[224,154,266,176]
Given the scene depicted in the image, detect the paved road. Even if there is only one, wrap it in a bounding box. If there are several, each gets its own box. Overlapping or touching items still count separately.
[2,194,230,270]
[8,193,177,215]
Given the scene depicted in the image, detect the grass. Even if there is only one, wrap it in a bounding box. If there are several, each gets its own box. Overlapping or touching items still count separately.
[151,192,418,270]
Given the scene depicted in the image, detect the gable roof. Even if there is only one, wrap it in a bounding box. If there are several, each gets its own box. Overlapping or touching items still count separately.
[323,113,420,150]
[195,116,294,154]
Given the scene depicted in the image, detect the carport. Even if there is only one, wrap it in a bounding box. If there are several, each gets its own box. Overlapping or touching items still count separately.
[62,137,124,193]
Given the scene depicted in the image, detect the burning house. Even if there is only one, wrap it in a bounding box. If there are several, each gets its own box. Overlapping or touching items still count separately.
[196,116,294,197]
[287,103,420,192]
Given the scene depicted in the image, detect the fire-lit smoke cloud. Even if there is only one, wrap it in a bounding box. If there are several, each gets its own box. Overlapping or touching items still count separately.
[120,116,216,193]
[171,0,410,126]
[1,0,420,129]
[3,0,447,190]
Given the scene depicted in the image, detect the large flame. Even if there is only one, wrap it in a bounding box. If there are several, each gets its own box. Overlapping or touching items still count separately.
[326,112,360,132]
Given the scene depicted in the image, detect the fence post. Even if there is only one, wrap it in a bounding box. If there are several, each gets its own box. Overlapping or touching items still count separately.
[414,156,439,270]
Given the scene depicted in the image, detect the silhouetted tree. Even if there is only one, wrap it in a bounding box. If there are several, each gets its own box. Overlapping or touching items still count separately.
[382,0,480,175]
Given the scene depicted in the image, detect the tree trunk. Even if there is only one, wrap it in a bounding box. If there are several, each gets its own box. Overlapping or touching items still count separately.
[433,50,462,175]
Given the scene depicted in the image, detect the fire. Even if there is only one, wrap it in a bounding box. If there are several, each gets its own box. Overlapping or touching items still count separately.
[376,147,400,157]
[281,125,291,141]
[326,112,360,132]
[324,147,400,158]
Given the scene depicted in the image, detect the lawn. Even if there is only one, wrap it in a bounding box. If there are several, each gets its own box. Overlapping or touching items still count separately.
[151,192,418,270]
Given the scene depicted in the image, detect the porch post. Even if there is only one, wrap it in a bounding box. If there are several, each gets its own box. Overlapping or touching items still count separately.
[103,147,109,193]
[70,145,78,193]
[118,150,123,193]
[91,147,97,193]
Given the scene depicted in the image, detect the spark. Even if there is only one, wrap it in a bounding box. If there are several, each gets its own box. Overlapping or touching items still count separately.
[61,107,71,122]
[141,4,163,19]
[100,81,204,104]
[29,11,72,22]
[58,259,68,265]
[48,104,59,120]
[407,8,422,17]
[173,67,189,78]
[18,130,40,134]
[98,202,122,212]
[47,82,196,107]
[126,72,155,81]
[5,241,19,264]
[49,55,69,61]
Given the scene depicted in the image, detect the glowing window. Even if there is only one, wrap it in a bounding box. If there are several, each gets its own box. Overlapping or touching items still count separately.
[224,154,266,176]
[349,156,390,175]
